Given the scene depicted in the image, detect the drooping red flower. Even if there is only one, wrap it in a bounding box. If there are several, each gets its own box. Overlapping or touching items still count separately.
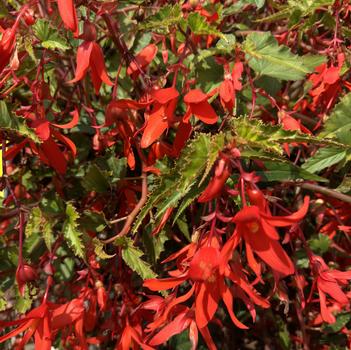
[222,196,310,277]
[198,158,231,202]
[0,298,85,350]
[116,319,154,350]
[68,24,113,94]
[57,0,79,37]
[127,44,158,80]
[0,6,27,74]
[312,255,351,324]
[141,87,179,148]
[219,62,243,112]
[144,242,269,331]
[183,89,218,124]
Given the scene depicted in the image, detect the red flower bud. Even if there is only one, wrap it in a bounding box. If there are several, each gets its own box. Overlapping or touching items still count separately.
[198,159,231,202]
[17,264,38,282]
[81,21,97,42]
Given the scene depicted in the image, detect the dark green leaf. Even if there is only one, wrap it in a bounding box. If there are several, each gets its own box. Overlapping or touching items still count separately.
[302,147,347,173]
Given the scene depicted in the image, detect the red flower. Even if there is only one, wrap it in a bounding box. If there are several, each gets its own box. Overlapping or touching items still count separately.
[141,87,179,148]
[117,320,154,350]
[0,7,27,74]
[0,298,85,350]
[222,196,310,277]
[144,244,269,330]
[312,255,351,324]
[68,28,113,94]
[198,158,231,202]
[183,89,218,124]
[57,0,78,36]
[127,44,158,80]
[219,62,243,111]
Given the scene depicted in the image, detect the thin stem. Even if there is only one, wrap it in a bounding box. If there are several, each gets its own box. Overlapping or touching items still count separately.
[291,182,351,205]
[102,171,148,243]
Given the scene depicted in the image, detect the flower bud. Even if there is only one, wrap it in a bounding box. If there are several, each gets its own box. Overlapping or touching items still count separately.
[81,21,97,42]
[17,264,38,283]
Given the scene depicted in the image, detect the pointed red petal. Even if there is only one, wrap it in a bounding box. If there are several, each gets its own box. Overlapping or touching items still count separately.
[143,276,186,291]
[184,89,207,104]
[51,108,79,129]
[90,42,113,90]
[263,196,309,226]
[149,312,190,346]
[151,87,179,104]
[40,139,67,174]
[318,278,348,305]
[221,285,248,329]
[318,288,336,324]
[57,0,78,35]
[141,108,168,148]
[195,282,220,328]
[67,41,93,84]
[190,101,218,124]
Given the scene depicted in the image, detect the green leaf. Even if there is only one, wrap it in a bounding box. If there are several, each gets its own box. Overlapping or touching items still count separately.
[255,161,328,182]
[118,237,157,280]
[0,101,40,142]
[92,238,115,260]
[319,93,351,145]
[139,4,183,33]
[188,12,223,38]
[82,164,110,193]
[62,203,85,259]
[133,133,225,233]
[230,116,348,156]
[106,156,127,182]
[215,34,236,52]
[26,207,54,251]
[308,234,331,254]
[243,32,320,80]
[322,312,351,333]
[142,228,169,263]
[302,147,347,173]
[15,286,33,313]
[33,19,69,51]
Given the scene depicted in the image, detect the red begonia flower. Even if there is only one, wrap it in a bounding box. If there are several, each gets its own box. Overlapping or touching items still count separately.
[183,89,218,124]
[127,44,158,80]
[68,41,113,94]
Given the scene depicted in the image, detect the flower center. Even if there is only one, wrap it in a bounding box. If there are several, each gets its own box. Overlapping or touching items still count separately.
[247,221,260,233]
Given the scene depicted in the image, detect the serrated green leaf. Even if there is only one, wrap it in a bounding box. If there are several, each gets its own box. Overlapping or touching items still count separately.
[139,4,183,33]
[142,228,169,263]
[82,164,110,193]
[243,32,318,80]
[26,206,54,251]
[188,12,223,38]
[302,147,347,173]
[63,203,85,259]
[0,101,40,142]
[92,238,115,259]
[133,133,224,233]
[119,238,156,280]
[33,19,69,51]
[319,93,351,145]
[230,116,349,155]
